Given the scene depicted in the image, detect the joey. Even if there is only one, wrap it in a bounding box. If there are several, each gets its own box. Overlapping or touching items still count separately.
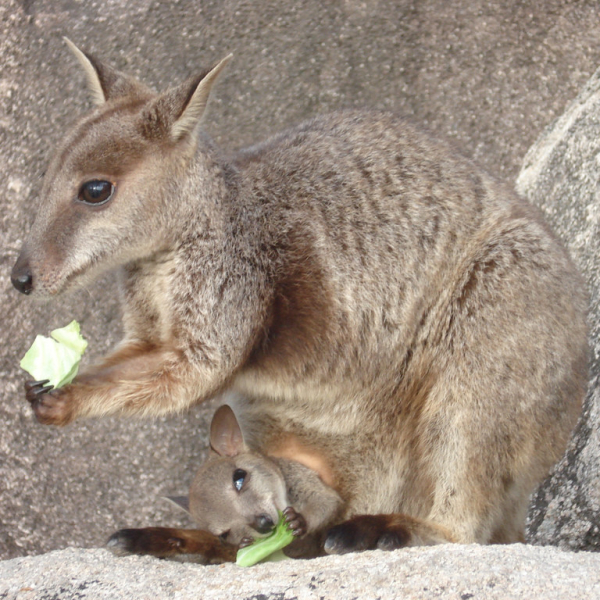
[184,405,342,554]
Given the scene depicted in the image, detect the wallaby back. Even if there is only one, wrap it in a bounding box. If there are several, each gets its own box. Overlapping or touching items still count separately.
[14,43,588,551]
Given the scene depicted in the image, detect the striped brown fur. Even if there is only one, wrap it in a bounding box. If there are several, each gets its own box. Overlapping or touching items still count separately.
[12,43,588,556]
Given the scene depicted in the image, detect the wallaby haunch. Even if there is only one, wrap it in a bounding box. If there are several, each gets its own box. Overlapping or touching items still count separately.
[12,40,588,558]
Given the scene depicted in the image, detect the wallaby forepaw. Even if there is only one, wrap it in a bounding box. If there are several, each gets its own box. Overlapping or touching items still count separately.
[25,380,74,426]
[282,506,307,537]
[25,379,53,402]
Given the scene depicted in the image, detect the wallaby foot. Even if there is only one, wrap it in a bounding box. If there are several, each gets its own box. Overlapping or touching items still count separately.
[323,514,451,554]
[106,527,237,564]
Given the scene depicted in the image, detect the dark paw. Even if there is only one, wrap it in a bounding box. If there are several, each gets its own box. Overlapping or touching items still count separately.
[25,380,73,425]
[324,519,377,555]
[283,506,307,537]
[106,527,237,563]
[376,530,411,551]
[106,528,183,558]
[324,514,412,555]
[25,379,53,403]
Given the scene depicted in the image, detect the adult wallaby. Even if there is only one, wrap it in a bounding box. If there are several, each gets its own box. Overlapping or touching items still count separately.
[12,40,588,557]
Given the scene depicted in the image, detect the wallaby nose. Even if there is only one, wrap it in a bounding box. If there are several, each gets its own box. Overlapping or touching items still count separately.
[253,514,275,534]
[11,259,33,295]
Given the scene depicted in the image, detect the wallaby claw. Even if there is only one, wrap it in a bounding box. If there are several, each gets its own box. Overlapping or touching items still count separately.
[24,380,73,426]
[239,536,254,548]
[282,506,307,537]
[24,379,53,403]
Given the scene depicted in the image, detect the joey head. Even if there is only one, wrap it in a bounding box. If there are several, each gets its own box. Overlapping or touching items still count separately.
[186,405,343,553]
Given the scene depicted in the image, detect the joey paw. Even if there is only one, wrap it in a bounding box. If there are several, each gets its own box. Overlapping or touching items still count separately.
[24,380,73,426]
[282,506,307,537]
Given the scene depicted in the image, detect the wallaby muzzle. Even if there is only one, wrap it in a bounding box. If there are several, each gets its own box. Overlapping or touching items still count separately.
[11,253,33,295]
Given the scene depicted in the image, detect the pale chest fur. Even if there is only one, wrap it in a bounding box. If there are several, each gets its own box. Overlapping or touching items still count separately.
[119,253,177,345]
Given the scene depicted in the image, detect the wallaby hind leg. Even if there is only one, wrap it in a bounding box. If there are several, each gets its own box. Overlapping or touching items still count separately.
[106,527,237,564]
[323,514,452,554]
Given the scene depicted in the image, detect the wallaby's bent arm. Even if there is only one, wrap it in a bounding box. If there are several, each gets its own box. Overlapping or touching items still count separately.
[31,249,272,424]
[276,458,344,534]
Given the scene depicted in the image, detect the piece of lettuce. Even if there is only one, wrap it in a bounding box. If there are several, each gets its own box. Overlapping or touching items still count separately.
[20,320,88,388]
[236,512,295,567]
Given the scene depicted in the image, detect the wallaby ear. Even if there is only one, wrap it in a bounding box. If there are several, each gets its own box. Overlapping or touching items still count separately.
[64,37,152,105]
[210,404,245,457]
[169,54,232,141]
[163,495,190,514]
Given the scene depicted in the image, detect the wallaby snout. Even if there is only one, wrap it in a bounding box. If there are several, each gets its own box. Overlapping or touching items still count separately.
[11,253,33,295]
[253,513,275,534]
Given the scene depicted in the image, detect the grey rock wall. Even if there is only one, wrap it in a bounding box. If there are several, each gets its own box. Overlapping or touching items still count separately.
[517,67,600,550]
[3,0,600,561]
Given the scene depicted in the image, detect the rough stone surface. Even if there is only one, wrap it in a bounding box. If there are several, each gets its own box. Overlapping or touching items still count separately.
[517,67,600,550]
[2,545,600,600]
[3,0,600,563]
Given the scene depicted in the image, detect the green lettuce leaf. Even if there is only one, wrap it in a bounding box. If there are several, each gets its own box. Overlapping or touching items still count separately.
[236,511,295,567]
[20,320,88,388]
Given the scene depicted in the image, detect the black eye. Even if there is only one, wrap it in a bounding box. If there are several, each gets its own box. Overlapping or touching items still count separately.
[77,180,115,205]
[233,468,247,492]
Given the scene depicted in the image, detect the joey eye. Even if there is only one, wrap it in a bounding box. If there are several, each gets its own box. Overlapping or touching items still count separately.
[233,468,247,492]
[77,180,115,205]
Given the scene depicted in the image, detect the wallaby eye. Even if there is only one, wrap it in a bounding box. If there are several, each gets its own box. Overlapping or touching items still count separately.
[233,468,247,492]
[77,180,115,205]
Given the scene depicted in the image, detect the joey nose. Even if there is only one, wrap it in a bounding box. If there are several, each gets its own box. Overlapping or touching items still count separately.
[11,259,33,295]
[253,514,275,534]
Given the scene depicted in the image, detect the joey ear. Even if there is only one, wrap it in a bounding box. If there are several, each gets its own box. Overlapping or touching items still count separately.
[210,404,245,457]
[64,37,152,105]
[163,495,190,514]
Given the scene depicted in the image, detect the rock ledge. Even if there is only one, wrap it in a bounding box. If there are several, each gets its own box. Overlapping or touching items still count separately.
[2,544,600,599]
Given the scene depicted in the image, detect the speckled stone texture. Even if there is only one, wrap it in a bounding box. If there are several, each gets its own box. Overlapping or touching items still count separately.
[3,0,600,561]
[517,66,600,550]
[2,545,600,600]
